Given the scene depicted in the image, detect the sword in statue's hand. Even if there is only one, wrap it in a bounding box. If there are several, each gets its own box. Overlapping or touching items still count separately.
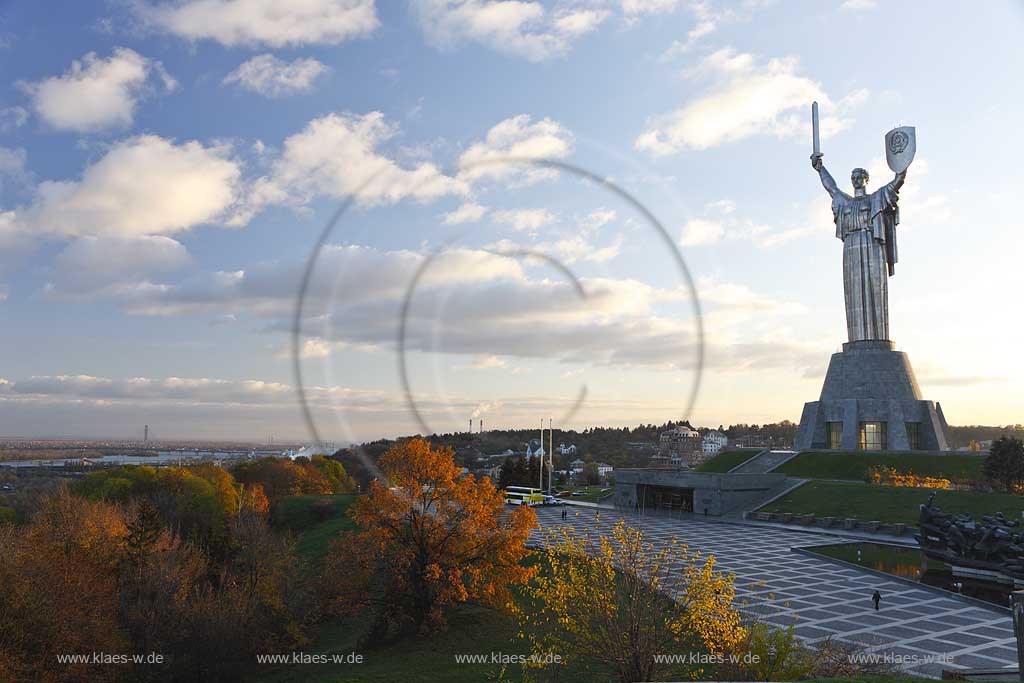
[810,101,823,170]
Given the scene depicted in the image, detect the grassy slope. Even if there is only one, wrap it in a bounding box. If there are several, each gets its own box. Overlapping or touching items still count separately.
[273,494,357,561]
[777,452,984,481]
[695,449,762,473]
[252,604,528,683]
[759,481,1024,526]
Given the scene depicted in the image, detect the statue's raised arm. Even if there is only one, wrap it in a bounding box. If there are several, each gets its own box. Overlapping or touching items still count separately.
[811,153,841,197]
[888,168,908,192]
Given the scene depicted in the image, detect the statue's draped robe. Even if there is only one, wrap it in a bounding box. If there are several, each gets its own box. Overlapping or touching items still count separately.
[824,172,902,342]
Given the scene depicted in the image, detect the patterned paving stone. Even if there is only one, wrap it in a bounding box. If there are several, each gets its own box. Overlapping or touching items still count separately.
[532,508,1018,676]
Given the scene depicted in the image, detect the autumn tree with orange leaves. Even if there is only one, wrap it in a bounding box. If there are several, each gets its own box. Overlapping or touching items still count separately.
[325,438,536,641]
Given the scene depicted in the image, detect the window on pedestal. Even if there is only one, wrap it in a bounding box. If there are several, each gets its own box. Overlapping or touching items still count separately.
[859,422,887,451]
[905,422,922,450]
[826,422,843,449]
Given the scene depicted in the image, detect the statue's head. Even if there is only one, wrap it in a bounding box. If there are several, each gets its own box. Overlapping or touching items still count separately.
[851,167,869,190]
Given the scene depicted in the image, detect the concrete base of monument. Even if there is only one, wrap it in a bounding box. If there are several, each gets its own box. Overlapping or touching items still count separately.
[794,339,952,451]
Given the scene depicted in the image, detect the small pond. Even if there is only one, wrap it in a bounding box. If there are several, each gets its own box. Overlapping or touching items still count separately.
[805,542,1011,608]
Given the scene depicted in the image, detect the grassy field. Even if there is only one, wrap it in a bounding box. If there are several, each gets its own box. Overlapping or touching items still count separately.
[556,485,612,502]
[695,448,762,473]
[759,481,1024,526]
[251,602,545,683]
[776,452,985,482]
[273,493,357,562]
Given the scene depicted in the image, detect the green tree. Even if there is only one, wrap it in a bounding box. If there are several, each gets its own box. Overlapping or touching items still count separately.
[983,437,1024,492]
[582,462,601,485]
[125,499,163,576]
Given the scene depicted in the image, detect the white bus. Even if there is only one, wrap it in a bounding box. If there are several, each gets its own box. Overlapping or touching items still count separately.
[503,486,545,506]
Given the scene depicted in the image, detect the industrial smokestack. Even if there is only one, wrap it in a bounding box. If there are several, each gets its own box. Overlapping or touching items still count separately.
[479,419,483,434]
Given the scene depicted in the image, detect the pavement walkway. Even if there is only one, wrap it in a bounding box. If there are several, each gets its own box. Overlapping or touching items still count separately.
[532,506,1018,678]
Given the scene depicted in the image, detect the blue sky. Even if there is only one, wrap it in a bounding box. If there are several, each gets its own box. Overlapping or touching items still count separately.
[0,0,1022,442]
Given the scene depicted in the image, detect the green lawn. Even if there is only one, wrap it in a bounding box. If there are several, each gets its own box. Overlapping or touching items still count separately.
[556,485,611,502]
[273,494,357,562]
[695,448,762,473]
[249,603,535,683]
[776,452,985,482]
[759,481,1024,526]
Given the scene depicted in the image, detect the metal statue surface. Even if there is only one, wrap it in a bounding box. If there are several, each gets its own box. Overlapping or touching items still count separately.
[916,492,1024,581]
[810,103,913,342]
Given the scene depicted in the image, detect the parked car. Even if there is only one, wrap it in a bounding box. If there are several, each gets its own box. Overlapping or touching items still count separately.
[542,495,563,506]
[555,491,571,498]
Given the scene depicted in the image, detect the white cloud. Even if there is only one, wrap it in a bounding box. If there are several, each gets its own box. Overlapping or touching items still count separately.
[0,146,28,191]
[136,0,379,47]
[655,2,759,59]
[31,135,244,238]
[223,54,329,97]
[461,355,508,369]
[65,240,817,383]
[0,210,23,252]
[554,9,610,36]
[5,374,297,405]
[248,112,468,211]
[0,106,28,132]
[636,48,864,155]
[470,399,504,417]
[458,114,573,183]
[49,235,191,295]
[539,234,624,263]
[109,244,525,318]
[862,156,950,228]
[675,196,833,249]
[443,201,489,224]
[410,0,608,62]
[680,217,724,246]
[840,0,876,10]
[579,208,616,233]
[492,207,555,231]
[704,199,735,214]
[21,48,176,133]
[622,0,680,15]
[297,337,345,358]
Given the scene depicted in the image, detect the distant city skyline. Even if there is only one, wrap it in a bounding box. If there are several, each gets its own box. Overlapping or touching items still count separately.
[1,1,1022,441]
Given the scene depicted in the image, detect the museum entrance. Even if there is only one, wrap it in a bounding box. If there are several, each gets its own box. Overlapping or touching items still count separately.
[638,484,694,512]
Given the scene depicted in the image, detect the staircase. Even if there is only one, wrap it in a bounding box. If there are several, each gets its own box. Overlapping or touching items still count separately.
[728,449,801,474]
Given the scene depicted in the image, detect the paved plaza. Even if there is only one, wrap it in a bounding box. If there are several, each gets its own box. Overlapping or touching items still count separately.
[533,507,1018,678]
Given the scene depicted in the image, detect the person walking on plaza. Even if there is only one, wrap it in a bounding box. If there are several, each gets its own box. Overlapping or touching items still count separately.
[872,590,882,611]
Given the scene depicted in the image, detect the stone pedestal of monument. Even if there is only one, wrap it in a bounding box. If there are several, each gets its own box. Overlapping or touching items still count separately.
[794,340,951,451]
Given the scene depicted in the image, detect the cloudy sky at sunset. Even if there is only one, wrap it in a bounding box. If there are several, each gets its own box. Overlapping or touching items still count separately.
[1,0,1022,442]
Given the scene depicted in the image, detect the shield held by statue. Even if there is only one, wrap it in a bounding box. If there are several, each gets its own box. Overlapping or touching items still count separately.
[885,126,916,173]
